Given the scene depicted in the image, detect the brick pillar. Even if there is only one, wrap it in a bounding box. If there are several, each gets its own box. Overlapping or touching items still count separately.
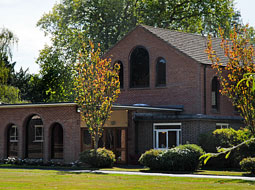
[43,125,50,163]
[19,124,24,159]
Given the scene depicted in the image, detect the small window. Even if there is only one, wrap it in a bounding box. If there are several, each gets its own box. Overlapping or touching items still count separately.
[153,123,182,149]
[130,46,150,88]
[216,123,229,129]
[34,125,43,142]
[9,125,18,142]
[156,57,166,87]
[114,61,124,89]
[212,77,220,110]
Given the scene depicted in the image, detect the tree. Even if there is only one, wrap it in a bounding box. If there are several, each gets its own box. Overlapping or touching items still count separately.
[0,27,21,104]
[74,41,120,150]
[36,45,75,102]
[37,0,242,58]
[202,25,255,163]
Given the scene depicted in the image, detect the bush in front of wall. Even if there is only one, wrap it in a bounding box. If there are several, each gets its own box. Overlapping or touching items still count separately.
[240,157,255,174]
[79,148,116,168]
[198,128,255,169]
[139,144,204,172]
[138,149,164,170]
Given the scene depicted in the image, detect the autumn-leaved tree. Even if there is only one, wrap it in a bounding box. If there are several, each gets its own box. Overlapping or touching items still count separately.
[201,25,255,163]
[74,41,120,150]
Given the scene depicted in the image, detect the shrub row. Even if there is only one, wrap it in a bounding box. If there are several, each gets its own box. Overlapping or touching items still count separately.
[139,144,204,172]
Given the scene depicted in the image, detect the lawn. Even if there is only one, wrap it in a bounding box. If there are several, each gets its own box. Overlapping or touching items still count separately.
[0,168,254,190]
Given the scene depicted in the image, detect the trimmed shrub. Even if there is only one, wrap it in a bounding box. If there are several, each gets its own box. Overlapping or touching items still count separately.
[138,149,163,170]
[139,144,204,172]
[79,148,116,168]
[198,128,255,169]
[240,157,255,174]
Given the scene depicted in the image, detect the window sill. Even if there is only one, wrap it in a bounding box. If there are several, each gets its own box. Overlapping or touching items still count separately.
[155,85,167,89]
[33,140,44,143]
[10,140,18,143]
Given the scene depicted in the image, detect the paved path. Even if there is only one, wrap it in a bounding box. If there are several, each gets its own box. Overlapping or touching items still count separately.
[69,170,255,181]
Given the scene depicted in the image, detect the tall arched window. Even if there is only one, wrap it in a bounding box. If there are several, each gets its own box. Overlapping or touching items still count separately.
[156,57,166,87]
[115,61,124,89]
[212,77,220,110]
[130,46,149,88]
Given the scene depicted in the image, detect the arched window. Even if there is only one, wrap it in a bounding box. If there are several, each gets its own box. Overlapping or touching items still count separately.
[130,46,149,88]
[114,61,124,89]
[156,57,166,87]
[7,124,18,157]
[212,77,220,110]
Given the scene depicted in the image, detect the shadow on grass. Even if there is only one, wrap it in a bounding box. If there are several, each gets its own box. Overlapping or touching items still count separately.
[216,179,255,185]
[57,170,108,175]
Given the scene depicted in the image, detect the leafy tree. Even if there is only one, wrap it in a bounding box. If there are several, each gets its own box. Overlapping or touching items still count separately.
[0,27,21,104]
[201,25,255,163]
[36,45,75,102]
[136,0,241,36]
[37,0,242,57]
[74,41,120,150]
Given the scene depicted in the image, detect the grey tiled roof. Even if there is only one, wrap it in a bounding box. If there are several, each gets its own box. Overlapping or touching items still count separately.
[141,25,228,65]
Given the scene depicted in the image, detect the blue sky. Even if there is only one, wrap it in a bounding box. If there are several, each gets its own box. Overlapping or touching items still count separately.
[0,0,254,74]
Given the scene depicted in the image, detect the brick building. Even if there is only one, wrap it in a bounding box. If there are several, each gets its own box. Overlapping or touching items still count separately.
[0,25,243,164]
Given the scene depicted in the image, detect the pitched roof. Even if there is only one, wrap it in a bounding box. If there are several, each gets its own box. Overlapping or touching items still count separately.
[140,25,228,65]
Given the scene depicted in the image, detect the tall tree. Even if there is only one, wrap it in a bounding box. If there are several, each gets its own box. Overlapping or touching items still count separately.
[201,25,255,163]
[36,45,75,102]
[0,27,21,103]
[74,41,120,150]
[37,0,242,56]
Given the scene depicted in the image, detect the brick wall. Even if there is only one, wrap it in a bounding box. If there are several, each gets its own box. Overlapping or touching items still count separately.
[105,26,236,117]
[0,104,81,163]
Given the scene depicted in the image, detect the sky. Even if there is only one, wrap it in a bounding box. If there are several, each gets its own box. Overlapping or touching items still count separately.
[0,0,255,74]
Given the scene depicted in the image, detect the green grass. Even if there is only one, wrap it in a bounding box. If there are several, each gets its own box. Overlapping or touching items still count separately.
[0,168,254,189]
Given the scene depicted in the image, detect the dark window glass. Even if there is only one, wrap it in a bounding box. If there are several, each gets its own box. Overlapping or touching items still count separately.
[156,57,166,86]
[83,130,91,146]
[51,124,63,159]
[212,77,220,110]
[130,47,149,88]
[115,61,124,88]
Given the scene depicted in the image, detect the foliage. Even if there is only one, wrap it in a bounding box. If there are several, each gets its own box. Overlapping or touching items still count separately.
[240,157,255,174]
[139,144,204,172]
[178,144,205,158]
[203,25,255,163]
[74,41,120,149]
[37,0,242,63]
[138,149,164,170]
[36,45,75,102]
[0,85,21,104]
[199,128,255,168]
[207,26,255,135]
[79,148,116,168]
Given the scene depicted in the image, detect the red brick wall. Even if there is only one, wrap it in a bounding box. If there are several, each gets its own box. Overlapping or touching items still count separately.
[105,26,236,116]
[0,104,81,163]
[204,66,236,116]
